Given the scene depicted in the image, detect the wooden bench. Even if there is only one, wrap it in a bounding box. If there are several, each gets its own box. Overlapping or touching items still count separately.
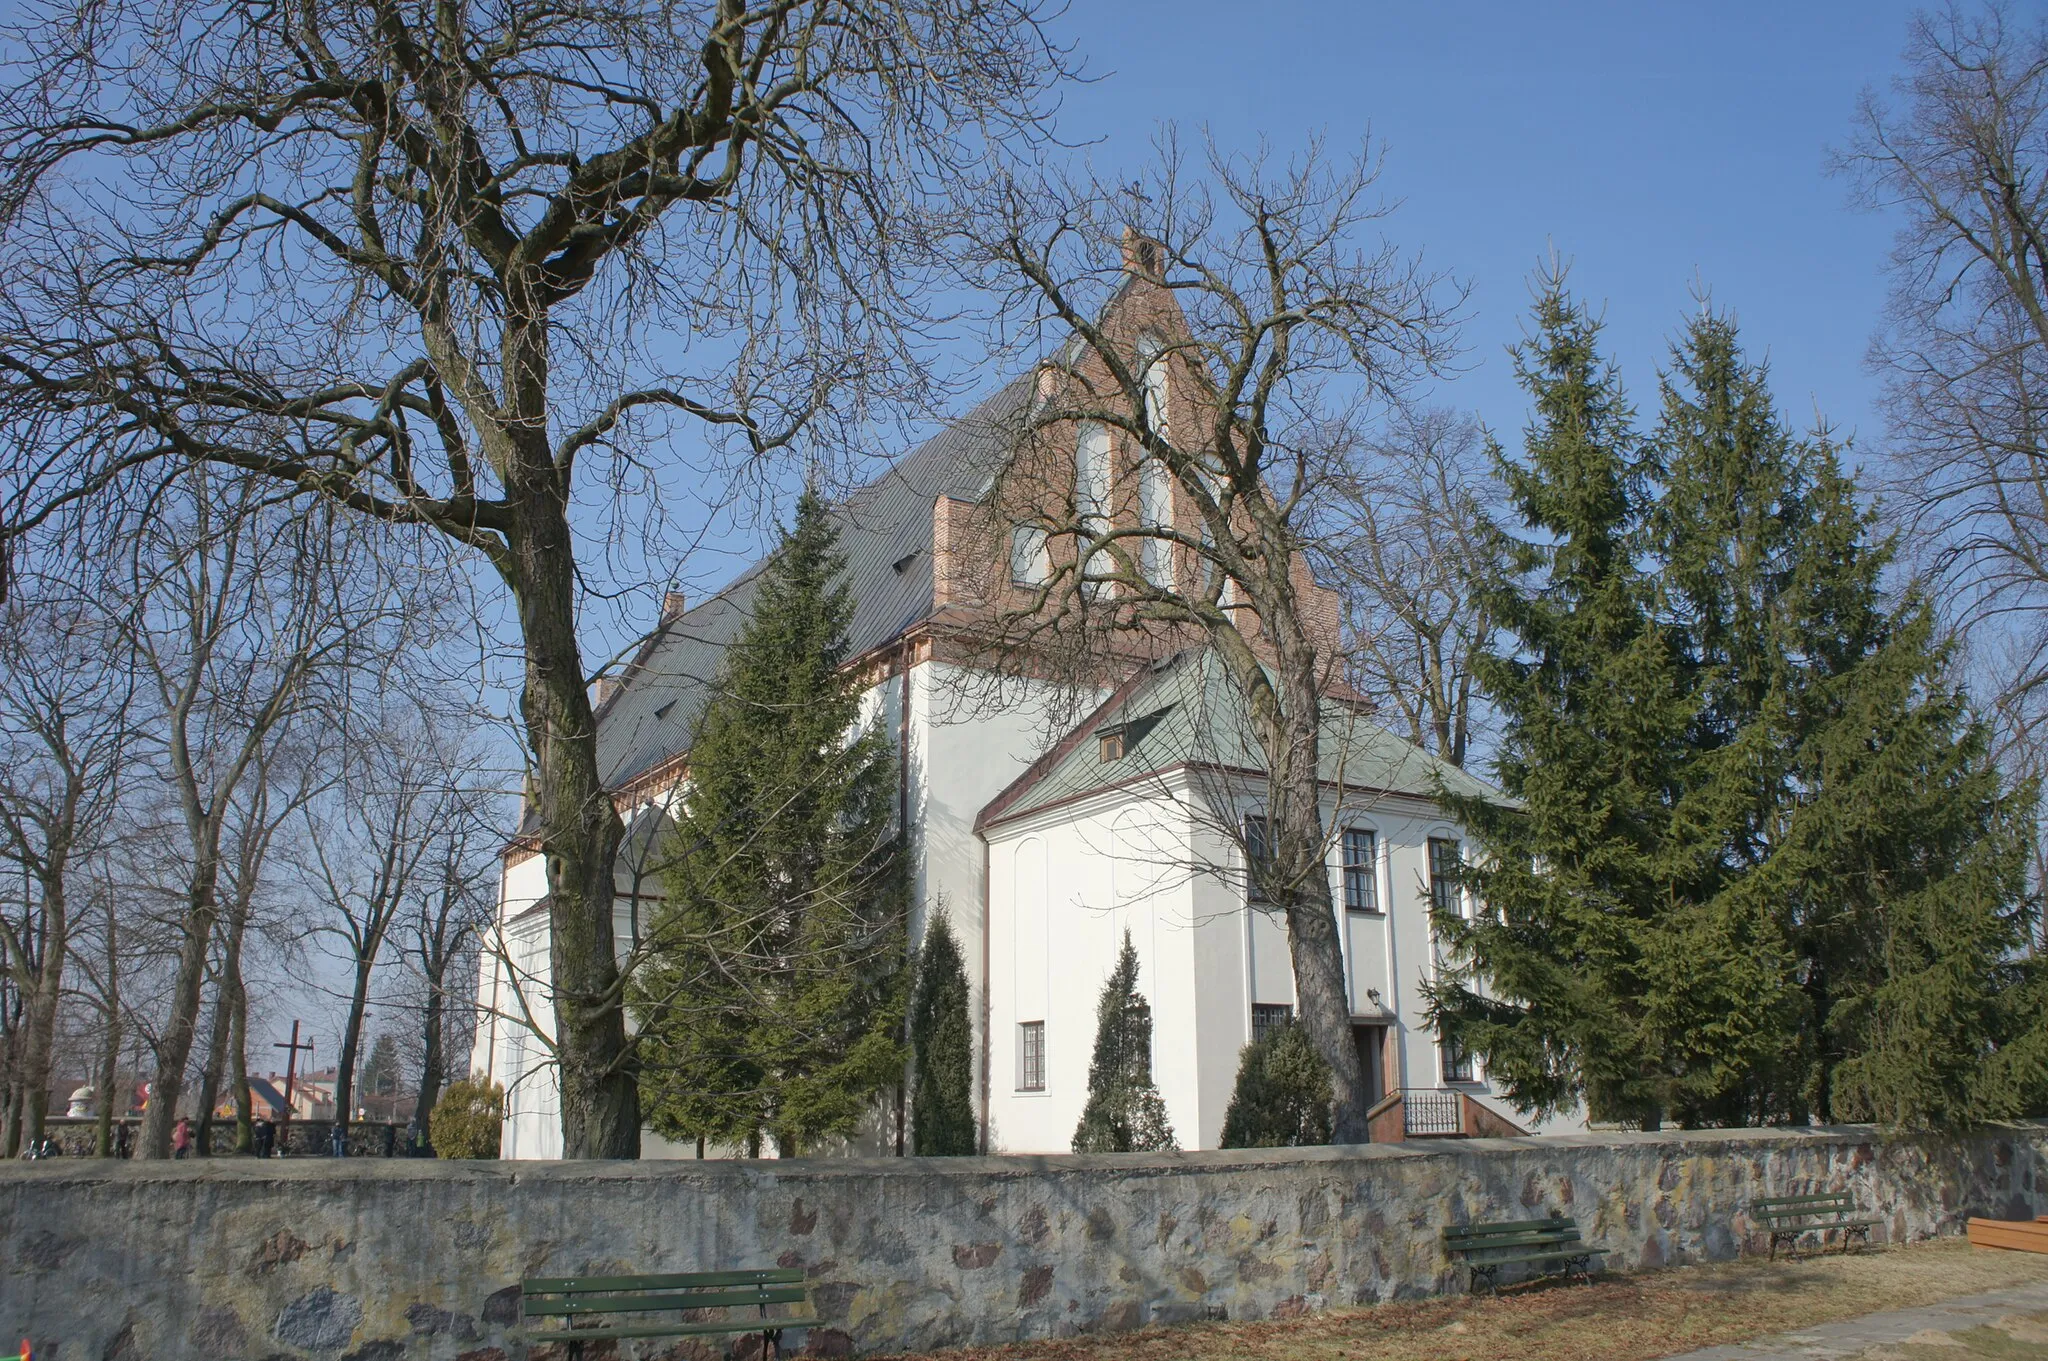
[1442,1215,1605,1294]
[520,1268,819,1359]
[1751,1192,1879,1259]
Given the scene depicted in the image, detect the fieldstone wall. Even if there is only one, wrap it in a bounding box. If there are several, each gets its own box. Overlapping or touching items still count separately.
[2,1122,2044,1361]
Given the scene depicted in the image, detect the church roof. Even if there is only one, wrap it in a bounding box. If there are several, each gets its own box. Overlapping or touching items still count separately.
[976,648,1503,832]
[592,376,1032,793]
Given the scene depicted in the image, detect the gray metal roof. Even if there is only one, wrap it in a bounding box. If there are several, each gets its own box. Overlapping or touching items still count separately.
[593,376,1031,792]
[979,648,1503,829]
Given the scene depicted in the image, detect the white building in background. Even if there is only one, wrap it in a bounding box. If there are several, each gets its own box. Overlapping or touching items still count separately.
[471,257,1560,1158]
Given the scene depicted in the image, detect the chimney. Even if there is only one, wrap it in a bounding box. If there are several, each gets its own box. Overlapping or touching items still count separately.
[592,676,622,709]
[660,589,687,622]
[1120,226,1162,280]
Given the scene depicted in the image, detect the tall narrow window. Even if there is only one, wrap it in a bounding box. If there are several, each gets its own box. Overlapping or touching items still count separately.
[1009,525,1050,586]
[1428,837,1463,919]
[1076,422,1112,596]
[1018,1021,1045,1092]
[1138,457,1171,588]
[1251,1002,1294,1044]
[1242,814,1273,904]
[1076,422,1112,530]
[1141,340,1171,441]
[1342,828,1380,913]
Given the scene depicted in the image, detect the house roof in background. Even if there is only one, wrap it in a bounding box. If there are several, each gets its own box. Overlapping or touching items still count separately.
[978,648,1503,831]
[590,376,1031,795]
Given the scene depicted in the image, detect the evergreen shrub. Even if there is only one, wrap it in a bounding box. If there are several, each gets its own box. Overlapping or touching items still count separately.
[1219,1023,1333,1148]
[430,1078,504,1159]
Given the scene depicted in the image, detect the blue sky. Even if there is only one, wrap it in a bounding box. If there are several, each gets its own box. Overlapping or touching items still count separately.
[1042,0,1920,458]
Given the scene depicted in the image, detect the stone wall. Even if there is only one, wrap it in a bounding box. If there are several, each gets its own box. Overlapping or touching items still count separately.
[2,1122,2044,1361]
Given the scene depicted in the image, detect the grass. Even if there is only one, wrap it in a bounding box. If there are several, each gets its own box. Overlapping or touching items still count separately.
[869,1238,2048,1361]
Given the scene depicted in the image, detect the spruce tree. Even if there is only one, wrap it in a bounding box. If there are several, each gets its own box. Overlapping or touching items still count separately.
[1428,274,1699,1129]
[1437,295,2047,1131]
[1218,1023,1333,1149]
[630,489,910,1155]
[1071,931,1176,1153]
[909,910,976,1155]
[1651,311,2042,1128]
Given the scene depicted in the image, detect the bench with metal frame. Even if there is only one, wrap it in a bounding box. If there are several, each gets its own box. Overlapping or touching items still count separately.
[520,1267,819,1359]
[1441,1214,1605,1294]
[1750,1191,1879,1260]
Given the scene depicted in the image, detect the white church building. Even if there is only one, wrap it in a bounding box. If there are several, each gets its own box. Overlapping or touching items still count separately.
[470,265,1549,1157]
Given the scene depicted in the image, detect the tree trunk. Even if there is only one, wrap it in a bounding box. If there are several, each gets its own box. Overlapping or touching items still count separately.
[334,956,375,1152]
[505,468,637,1158]
[195,892,255,1154]
[195,971,231,1156]
[96,896,120,1157]
[229,966,252,1153]
[414,953,447,1144]
[18,884,67,1147]
[140,866,222,1158]
[1222,610,1370,1145]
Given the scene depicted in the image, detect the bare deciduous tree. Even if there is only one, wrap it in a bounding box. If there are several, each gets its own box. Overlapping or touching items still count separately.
[300,705,480,1147]
[1320,407,1497,769]
[0,0,1069,1157]
[1840,4,2048,729]
[113,473,377,1157]
[0,567,132,1149]
[956,136,1460,1140]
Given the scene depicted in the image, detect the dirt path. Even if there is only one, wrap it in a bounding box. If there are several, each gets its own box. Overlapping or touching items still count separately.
[865,1238,2048,1361]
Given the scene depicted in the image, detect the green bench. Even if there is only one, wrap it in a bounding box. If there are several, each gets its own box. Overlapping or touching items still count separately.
[1442,1215,1606,1294]
[520,1267,819,1359]
[1751,1191,1878,1259]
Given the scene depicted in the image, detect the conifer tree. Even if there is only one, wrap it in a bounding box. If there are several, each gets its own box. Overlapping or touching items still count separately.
[1436,294,2047,1131]
[1071,931,1176,1153]
[631,490,910,1156]
[1651,311,2042,1128]
[1428,274,1699,1129]
[1218,1023,1333,1149]
[909,910,976,1155]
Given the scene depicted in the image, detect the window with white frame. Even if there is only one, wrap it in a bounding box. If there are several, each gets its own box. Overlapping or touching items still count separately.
[1428,836,1463,920]
[1242,813,1274,904]
[1018,1021,1045,1091]
[1439,1032,1474,1083]
[1342,828,1380,913]
[1009,524,1050,586]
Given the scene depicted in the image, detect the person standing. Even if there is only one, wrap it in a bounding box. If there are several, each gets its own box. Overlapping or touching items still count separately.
[171,1117,192,1159]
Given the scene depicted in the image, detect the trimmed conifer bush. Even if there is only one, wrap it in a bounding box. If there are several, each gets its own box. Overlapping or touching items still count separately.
[1219,1022,1333,1148]
[1072,931,1176,1153]
[910,911,976,1154]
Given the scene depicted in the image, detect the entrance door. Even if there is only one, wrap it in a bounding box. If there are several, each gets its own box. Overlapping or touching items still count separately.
[1352,1024,1388,1109]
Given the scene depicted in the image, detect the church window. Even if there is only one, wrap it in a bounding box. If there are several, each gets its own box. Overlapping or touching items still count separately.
[1242,814,1273,904]
[1018,1021,1045,1091]
[1138,457,1171,589]
[1139,336,1171,440]
[1342,828,1380,913]
[1009,525,1050,587]
[1251,1003,1294,1044]
[1076,422,1112,529]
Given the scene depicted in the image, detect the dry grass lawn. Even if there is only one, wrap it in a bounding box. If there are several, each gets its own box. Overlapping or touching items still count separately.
[872,1238,2048,1361]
